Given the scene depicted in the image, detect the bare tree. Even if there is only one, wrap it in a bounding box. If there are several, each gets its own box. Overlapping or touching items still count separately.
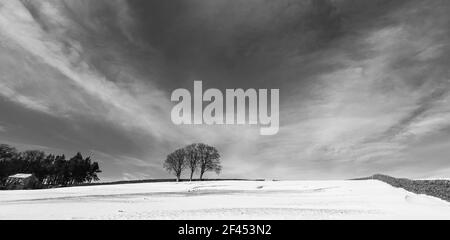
[197,143,222,180]
[185,143,200,181]
[163,148,186,182]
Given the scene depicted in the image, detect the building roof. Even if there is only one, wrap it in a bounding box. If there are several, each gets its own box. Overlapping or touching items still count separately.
[8,173,33,179]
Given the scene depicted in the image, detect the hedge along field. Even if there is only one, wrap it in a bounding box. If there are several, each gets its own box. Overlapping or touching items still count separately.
[356,174,450,202]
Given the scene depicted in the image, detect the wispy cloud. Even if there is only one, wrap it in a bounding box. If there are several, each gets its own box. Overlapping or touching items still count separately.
[0,0,449,180]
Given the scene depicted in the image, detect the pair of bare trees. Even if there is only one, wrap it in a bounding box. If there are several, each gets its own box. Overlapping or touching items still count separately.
[163,143,222,182]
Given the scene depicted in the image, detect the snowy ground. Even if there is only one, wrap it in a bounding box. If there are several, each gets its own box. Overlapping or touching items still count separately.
[0,180,449,219]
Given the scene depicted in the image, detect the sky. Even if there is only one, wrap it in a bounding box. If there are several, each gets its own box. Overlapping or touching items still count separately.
[0,0,450,181]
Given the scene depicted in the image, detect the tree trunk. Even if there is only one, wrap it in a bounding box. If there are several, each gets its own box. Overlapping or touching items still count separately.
[176,175,180,182]
[199,171,204,181]
[190,171,194,182]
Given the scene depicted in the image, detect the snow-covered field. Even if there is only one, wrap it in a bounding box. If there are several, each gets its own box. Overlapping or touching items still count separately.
[0,180,449,219]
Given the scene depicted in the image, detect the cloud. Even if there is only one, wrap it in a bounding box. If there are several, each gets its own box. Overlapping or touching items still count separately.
[231,0,450,179]
[0,0,449,180]
[0,0,184,140]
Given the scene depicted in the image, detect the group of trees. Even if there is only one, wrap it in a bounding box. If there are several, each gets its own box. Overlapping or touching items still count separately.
[164,143,222,182]
[0,144,101,187]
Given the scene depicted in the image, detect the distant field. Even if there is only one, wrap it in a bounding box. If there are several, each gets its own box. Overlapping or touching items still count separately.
[1,179,449,219]
[74,178,266,187]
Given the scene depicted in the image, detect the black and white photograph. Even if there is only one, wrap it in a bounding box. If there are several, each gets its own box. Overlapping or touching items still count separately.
[1,0,450,223]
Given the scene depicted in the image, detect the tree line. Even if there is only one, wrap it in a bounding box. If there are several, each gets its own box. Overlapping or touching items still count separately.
[0,144,101,187]
[164,143,222,182]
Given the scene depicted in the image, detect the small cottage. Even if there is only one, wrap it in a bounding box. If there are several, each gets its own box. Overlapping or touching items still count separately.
[5,173,39,190]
